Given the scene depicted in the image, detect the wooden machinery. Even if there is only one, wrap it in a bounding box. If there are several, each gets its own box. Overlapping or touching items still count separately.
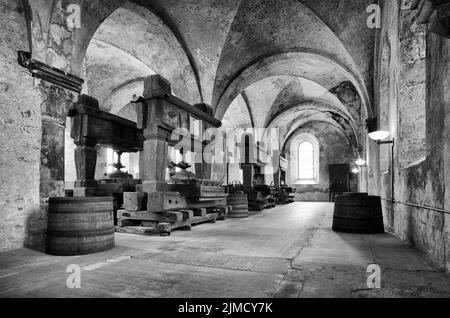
[117,75,230,233]
[275,154,295,204]
[68,75,231,234]
[229,135,276,212]
[68,94,144,223]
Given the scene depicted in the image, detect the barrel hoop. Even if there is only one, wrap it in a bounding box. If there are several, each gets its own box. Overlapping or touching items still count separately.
[333,216,383,221]
[47,228,115,238]
[48,208,113,214]
[49,197,113,203]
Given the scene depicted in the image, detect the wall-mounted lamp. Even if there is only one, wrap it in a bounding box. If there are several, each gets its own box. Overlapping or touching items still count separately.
[351,167,360,174]
[366,117,394,145]
[368,131,391,142]
[18,51,84,93]
[366,119,395,201]
[368,131,395,146]
[355,158,366,166]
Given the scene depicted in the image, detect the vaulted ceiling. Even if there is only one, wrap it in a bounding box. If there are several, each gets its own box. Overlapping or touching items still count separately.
[76,0,374,148]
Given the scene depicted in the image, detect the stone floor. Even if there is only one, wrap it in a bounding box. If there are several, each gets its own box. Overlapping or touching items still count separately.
[0,202,449,298]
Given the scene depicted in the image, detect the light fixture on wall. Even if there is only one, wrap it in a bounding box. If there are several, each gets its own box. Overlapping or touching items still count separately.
[17,51,84,93]
[368,131,392,143]
[353,145,366,167]
[366,117,394,145]
[355,158,367,166]
[366,117,395,200]
[351,167,360,174]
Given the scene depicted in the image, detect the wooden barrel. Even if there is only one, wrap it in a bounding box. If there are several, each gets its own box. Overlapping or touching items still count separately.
[343,192,368,197]
[46,197,115,256]
[227,193,249,218]
[332,194,384,234]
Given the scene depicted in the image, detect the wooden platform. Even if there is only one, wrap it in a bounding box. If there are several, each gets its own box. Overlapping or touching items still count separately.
[116,206,229,237]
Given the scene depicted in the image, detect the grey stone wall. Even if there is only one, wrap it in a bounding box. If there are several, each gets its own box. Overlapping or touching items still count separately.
[0,0,41,251]
[372,0,450,272]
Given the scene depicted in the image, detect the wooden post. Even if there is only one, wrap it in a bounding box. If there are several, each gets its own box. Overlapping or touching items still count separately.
[138,76,172,193]
[69,95,103,196]
[74,137,98,187]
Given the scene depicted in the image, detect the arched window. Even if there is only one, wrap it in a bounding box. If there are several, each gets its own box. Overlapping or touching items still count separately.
[298,141,315,180]
[288,133,320,185]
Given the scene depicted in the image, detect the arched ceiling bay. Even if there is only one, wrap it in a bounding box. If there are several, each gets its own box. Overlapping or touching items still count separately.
[282,112,358,151]
[212,0,371,119]
[132,0,243,105]
[263,77,346,127]
[222,74,361,147]
[104,80,145,115]
[214,52,370,121]
[85,1,201,115]
[222,94,253,129]
[268,101,358,138]
[86,40,154,111]
[241,76,294,129]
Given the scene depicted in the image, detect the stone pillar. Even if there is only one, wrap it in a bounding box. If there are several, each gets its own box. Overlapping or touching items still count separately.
[445,102,450,274]
[38,82,75,248]
[443,42,450,274]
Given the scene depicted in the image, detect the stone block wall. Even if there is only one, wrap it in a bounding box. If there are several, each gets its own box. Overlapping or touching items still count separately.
[0,0,42,251]
[372,0,450,272]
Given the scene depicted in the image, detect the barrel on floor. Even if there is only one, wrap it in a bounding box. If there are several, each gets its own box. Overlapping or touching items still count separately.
[332,193,384,234]
[227,193,249,218]
[46,197,115,256]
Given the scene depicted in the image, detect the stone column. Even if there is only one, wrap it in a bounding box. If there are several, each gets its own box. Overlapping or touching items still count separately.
[445,97,450,274]
[38,82,75,248]
[39,83,75,198]
[443,41,450,274]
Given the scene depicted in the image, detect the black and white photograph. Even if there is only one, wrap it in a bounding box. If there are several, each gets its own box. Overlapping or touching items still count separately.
[1,0,450,305]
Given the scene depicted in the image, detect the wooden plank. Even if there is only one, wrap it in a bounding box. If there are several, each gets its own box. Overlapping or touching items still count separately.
[118,211,170,222]
[115,226,158,236]
[142,221,158,227]
[160,211,185,222]
[115,225,170,236]
[169,220,192,231]
[191,213,218,226]
[185,199,227,209]
[117,219,136,227]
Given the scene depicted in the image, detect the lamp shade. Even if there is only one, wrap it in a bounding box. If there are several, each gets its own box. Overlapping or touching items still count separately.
[355,158,366,166]
[368,131,391,141]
